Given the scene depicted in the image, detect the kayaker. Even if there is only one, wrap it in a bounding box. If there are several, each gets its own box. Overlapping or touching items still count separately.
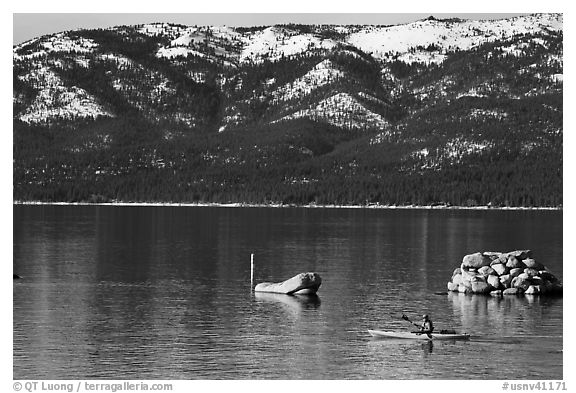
[420,314,434,334]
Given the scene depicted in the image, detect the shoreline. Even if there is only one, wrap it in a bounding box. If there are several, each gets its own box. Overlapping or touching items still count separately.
[12,201,562,211]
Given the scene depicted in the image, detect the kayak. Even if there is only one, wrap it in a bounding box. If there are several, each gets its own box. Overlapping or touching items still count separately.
[368,330,470,340]
[368,329,470,340]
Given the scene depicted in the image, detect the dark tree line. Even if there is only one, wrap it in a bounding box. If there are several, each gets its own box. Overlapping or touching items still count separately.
[13,109,562,207]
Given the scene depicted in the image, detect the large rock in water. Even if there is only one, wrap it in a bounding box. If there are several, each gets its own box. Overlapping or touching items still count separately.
[446,250,562,297]
[499,274,513,288]
[452,273,464,285]
[487,275,501,289]
[462,253,492,269]
[478,266,496,276]
[509,268,524,278]
[506,256,526,269]
[525,285,542,295]
[255,272,322,295]
[492,263,509,276]
[507,250,532,260]
[471,281,492,294]
[511,276,531,291]
[503,288,524,295]
[523,258,544,270]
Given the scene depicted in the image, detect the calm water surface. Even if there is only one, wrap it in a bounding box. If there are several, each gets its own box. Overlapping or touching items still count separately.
[13,205,563,379]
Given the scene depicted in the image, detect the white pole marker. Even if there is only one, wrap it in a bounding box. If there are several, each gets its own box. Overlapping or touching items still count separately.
[250,253,254,286]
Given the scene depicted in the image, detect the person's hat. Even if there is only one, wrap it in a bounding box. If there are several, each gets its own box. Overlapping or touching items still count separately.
[422,314,429,320]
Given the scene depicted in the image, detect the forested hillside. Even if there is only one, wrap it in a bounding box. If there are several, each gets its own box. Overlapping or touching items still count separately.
[13,14,563,207]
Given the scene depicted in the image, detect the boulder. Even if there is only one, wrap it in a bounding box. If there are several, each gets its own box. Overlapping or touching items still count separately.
[484,252,504,261]
[471,281,492,294]
[460,268,478,281]
[517,272,530,280]
[506,250,532,260]
[462,252,492,269]
[503,287,524,295]
[452,273,464,285]
[509,268,524,278]
[254,272,322,295]
[525,285,542,295]
[522,258,544,270]
[490,290,503,297]
[471,274,486,283]
[511,276,531,291]
[460,279,473,289]
[487,275,501,289]
[447,282,459,292]
[452,268,462,278]
[491,263,509,276]
[524,268,539,277]
[491,255,509,266]
[506,256,526,269]
[478,266,496,276]
[499,274,513,288]
[458,284,471,294]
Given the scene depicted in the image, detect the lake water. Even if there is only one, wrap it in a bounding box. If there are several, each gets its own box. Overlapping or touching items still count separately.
[13,205,563,379]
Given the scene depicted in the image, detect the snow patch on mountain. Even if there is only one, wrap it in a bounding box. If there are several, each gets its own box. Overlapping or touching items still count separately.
[136,23,187,40]
[270,59,344,104]
[396,50,447,65]
[405,137,495,171]
[18,66,113,124]
[276,92,388,130]
[14,34,99,61]
[469,108,508,120]
[43,34,98,53]
[357,92,389,107]
[99,53,134,67]
[346,14,562,63]
[444,138,493,159]
[66,134,112,154]
[75,57,91,68]
[499,42,531,57]
[369,129,396,145]
[240,26,336,62]
[456,87,488,99]
[155,26,242,65]
[105,60,199,126]
[412,148,430,158]
[157,46,207,59]
[547,54,562,66]
[550,73,563,83]
[170,27,205,46]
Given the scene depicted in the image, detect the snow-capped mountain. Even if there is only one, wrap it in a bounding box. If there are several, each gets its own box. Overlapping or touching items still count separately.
[13,14,563,207]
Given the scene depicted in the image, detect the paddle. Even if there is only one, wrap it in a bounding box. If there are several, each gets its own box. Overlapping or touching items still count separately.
[402,314,432,338]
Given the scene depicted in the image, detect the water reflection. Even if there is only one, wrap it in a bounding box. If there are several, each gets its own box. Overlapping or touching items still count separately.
[13,206,562,379]
[368,337,434,354]
[422,340,433,354]
[254,292,320,308]
[447,292,562,338]
[253,292,320,321]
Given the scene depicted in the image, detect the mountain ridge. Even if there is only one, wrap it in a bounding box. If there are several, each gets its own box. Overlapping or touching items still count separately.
[13,14,563,207]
